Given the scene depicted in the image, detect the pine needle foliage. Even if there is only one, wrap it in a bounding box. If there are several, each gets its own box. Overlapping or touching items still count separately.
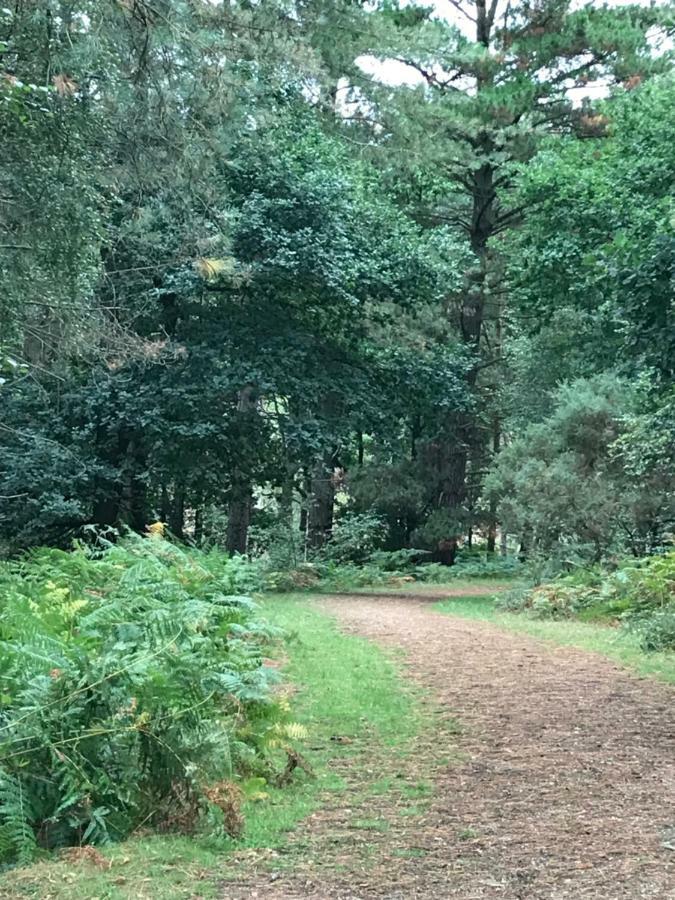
[0,536,284,864]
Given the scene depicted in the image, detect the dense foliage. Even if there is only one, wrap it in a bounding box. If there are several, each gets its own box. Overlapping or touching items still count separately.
[486,374,675,560]
[2,0,672,568]
[0,536,294,864]
[500,550,675,652]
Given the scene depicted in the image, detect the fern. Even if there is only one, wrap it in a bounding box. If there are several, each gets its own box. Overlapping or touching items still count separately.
[0,537,295,863]
[0,771,37,864]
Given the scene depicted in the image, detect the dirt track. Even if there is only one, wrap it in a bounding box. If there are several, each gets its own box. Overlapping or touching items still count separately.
[226,593,675,899]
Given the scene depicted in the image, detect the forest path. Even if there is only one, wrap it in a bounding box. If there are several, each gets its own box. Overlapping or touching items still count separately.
[225,593,675,899]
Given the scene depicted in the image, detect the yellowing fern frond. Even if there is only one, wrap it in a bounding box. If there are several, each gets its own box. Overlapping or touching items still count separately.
[146,521,165,538]
[271,722,308,741]
[194,257,233,280]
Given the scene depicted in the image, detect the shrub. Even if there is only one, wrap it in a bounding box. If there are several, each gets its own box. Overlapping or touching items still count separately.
[497,549,675,650]
[322,512,387,565]
[0,536,287,864]
[312,561,392,591]
[628,608,675,652]
[264,564,322,593]
[448,552,522,580]
[248,521,305,572]
[369,549,432,571]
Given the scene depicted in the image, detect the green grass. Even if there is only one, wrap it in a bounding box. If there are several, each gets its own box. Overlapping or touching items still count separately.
[435,592,675,684]
[4,594,424,900]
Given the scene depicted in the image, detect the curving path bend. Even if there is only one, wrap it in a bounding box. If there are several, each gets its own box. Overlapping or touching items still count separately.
[226,593,675,900]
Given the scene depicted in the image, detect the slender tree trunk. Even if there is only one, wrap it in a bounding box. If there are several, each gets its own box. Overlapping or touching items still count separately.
[307,392,341,550]
[308,450,336,549]
[487,420,500,553]
[160,484,170,523]
[279,465,295,525]
[439,436,471,514]
[170,483,185,539]
[226,385,256,555]
[194,504,203,545]
[92,408,123,529]
[277,465,298,566]
[120,435,148,532]
[518,525,531,562]
[487,286,504,552]
[299,468,310,536]
[226,485,252,555]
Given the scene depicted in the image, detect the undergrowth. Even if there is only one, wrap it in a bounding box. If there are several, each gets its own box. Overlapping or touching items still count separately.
[265,549,521,593]
[496,549,675,651]
[5,595,430,899]
[0,536,297,866]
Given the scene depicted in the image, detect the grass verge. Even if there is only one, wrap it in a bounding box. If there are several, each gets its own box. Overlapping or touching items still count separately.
[2,595,424,900]
[435,592,675,684]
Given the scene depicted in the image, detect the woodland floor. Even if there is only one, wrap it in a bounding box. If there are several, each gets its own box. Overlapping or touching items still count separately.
[224,591,675,900]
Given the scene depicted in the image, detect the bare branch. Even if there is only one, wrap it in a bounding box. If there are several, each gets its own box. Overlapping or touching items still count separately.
[487,0,500,31]
[393,57,464,92]
[444,0,477,25]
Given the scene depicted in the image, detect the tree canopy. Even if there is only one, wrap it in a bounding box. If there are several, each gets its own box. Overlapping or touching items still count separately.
[1,0,674,566]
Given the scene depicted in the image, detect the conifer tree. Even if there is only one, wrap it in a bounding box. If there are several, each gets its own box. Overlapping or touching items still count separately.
[357,0,673,557]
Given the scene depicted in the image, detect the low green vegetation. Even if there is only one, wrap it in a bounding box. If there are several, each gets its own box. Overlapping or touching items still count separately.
[2,586,429,897]
[498,550,675,652]
[0,536,292,867]
[264,540,523,594]
[435,591,675,685]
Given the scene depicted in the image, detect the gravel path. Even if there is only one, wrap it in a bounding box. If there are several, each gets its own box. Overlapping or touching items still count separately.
[226,593,675,900]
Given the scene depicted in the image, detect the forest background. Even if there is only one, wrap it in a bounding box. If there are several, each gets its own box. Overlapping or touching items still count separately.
[1,0,674,571]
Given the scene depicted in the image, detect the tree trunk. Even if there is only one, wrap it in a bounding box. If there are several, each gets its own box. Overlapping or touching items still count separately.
[299,468,310,536]
[487,419,501,553]
[160,484,170,523]
[434,160,496,547]
[435,3,498,553]
[194,504,203,544]
[487,286,503,553]
[308,451,336,549]
[226,484,252,555]
[92,409,124,529]
[518,525,532,562]
[170,483,185,539]
[439,435,471,515]
[226,385,256,555]
[279,465,295,526]
[120,435,148,533]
